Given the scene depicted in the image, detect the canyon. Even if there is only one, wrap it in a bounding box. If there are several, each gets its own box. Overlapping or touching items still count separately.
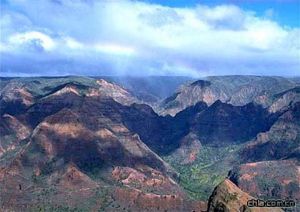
[0,75,299,211]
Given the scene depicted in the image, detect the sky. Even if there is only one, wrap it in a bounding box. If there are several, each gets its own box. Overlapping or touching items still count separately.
[0,0,299,77]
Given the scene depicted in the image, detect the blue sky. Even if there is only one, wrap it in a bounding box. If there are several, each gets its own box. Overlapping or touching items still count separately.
[146,0,300,27]
[0,0,299,76]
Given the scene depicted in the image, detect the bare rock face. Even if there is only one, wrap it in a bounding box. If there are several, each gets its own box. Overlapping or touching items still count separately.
[92,79,139,105]
[46,84,81,97]
[228,160,300,201]
[1,83,33,106]
[1,114,31,140]
[160,76,297,116]
[111,166,181,195]
[241,102,300,162]
[0,82,34,115]
[0,114,31,160]
[207,179,282,212]
[27,96,176,176]
[160,79,223,116]
[113,187,207,212]
[170,133,202,164]
[268,87,300,113]
[52,163,98,190]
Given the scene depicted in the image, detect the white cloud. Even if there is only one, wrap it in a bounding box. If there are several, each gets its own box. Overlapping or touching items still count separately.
[63,37,83,49]
[94,43,136,56]
[0,0,299,76]
[8,31,56,51]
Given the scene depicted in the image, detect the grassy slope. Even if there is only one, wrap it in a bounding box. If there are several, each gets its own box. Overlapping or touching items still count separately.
[163,144,243,200]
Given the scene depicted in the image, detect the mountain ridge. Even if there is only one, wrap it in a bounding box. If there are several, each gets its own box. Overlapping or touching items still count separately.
[0,75,299,211]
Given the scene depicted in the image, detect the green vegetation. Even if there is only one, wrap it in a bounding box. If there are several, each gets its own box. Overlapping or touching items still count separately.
[163,144,242,200]
[0,76,98,98]
[26,186,114,211]
[29,204,85,212]
[0,135,27,167]
[223,192,238,203]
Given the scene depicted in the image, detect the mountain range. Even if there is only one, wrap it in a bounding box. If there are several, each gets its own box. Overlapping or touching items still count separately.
[0,75,299,211]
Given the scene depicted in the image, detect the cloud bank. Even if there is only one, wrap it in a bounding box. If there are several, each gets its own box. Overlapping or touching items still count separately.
[0,0,299,76]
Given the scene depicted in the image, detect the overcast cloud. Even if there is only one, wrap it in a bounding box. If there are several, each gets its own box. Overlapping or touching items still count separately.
[0,0,299,76]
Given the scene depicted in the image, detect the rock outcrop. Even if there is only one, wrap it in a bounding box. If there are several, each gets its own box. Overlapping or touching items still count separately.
[208,179,282,212]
